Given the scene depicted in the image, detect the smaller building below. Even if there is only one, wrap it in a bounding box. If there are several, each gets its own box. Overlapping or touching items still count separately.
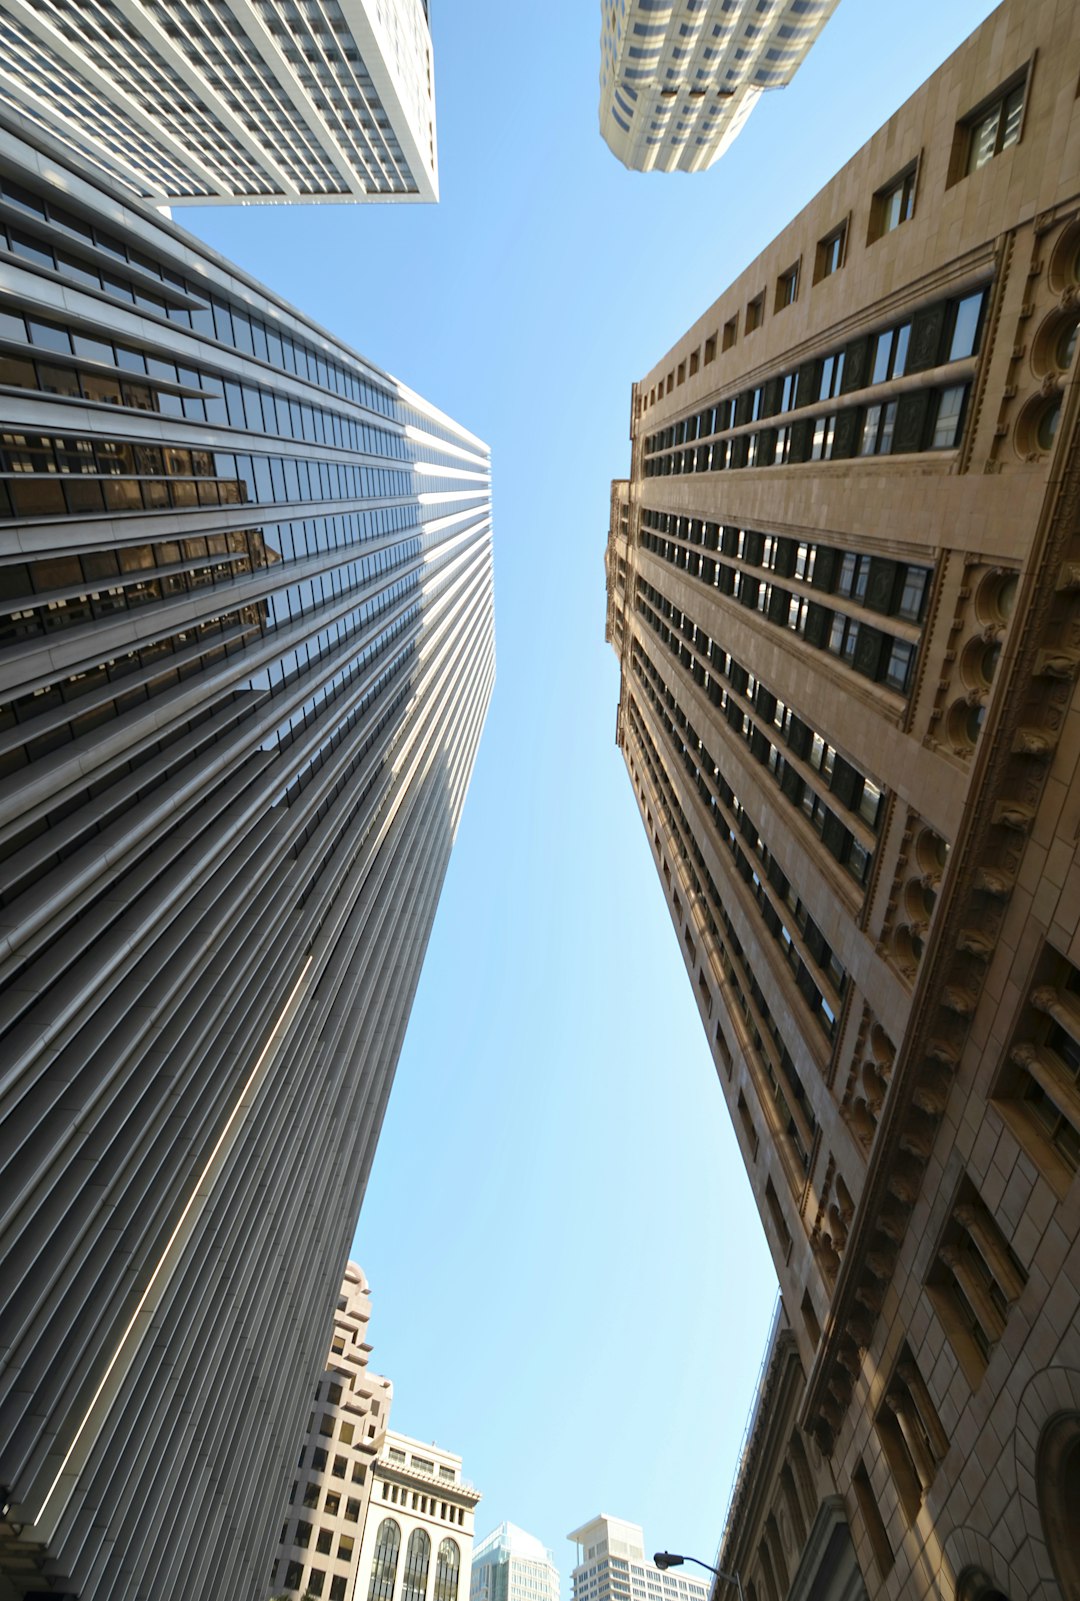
[568,1516,711,1601]
[471,1521,561,1601]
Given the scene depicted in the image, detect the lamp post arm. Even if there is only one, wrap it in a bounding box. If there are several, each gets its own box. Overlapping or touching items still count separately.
[675,1557,745,1601]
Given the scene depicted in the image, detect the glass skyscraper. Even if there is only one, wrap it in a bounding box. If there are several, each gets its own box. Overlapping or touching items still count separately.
[471,1523,560,1601]
[0,105,492,1601]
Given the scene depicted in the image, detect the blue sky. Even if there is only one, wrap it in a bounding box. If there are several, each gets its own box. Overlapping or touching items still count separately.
[185,0,998,1587]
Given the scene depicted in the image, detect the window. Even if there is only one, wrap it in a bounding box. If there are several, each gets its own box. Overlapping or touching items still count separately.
[859,401,898,455]
[871,322,910,384]
[346,1498,362,1522]
[966,79,1025,173]
[998,952,1080,1188]
[817,352,844,401]
[948,291,986,361]
[927,1177,1027,1386]
[704,334,717,364]
[746,293,765,333]
[324,1493,340,1516]
[296,1523,313,1549]
[815,222,847,281]
[317,1529,333,1554]
[931,386,968,448]
[723,315,738,351]
[810,415,836,460]
[872,163,917,239]
[402,1529,432,1601]
[434,1540,461,1601]
[303,1482,320,1509]
[875,1346,947,1520]
[775,261,799,310]
[368,1521,402,1601]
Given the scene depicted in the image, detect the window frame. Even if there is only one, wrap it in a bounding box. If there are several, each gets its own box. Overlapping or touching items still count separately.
[869,158,920,243]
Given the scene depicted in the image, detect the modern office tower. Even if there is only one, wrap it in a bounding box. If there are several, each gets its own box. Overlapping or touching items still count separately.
[0,106,493,1601]
[351,1433,480,1601]
[470,1522,560,1601]
[598,0,838,174]
[568,1517,710,1601]
[605,0,1080,1597]
[0,0,437,205]
[270,1264,394,1601]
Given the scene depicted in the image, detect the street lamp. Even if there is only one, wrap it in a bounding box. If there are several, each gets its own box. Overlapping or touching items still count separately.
[653,1552,745,1601]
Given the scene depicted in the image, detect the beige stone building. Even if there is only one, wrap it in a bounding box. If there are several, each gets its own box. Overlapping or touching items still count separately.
[270,1264,393,1600]
[269,1267,480,1601]
[604,2,1080,1598]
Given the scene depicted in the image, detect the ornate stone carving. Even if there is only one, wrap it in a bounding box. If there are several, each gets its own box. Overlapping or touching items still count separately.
[943,984,978,1016]
[975,866,1014,897]
[992,800,1034,831]
[1034,648,1080,678]
[1012,726,1057,757]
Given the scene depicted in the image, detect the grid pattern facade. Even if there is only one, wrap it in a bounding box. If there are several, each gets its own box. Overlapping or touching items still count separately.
[568,1517,710,1601]
[598,0,838,174]
[470,1523,560,1601]
[0,0,437,205]
[606,1,1080,1597]
[0,112,491,1601]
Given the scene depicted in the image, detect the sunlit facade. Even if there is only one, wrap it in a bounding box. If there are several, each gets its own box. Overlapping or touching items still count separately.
[568,1517,710,1601]
[471,1522,560,1601]
[605,0,1080,1596]
[0,107,492,1601]
[351,1434,481,1601]
[0,0,437,204]
[598,0,838,173]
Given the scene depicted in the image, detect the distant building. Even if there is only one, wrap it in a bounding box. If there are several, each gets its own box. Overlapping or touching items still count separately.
[0,0,438,203]
[270,1265,393,1601]
[471,1522,560,1601]
[352,1433,482,1601]
[598,0,838,173]
[604,0,1080,1597]
[568,1517,710,1601]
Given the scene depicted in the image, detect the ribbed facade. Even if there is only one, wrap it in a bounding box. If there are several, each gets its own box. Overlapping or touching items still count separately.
[598,0,838,174]
[0,0,437,205]
[0,110,492,1601]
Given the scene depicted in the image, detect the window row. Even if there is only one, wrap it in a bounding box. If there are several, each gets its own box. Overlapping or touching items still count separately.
[0,431,413,521]
[627,700,817,1181]
[368,1523,461,1601]
[640,512,931,624]
[644,381,970,476]
[0,172,399,417]
[638,522,923,697]
[632,639,847,1042]
[634,578,880,885]
[644,289,985,452]
[0,312,409,457]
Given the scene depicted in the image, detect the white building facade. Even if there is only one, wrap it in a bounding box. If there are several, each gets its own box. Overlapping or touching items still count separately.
[568,1517,711,1601]
[0,0,438,204]
[352,1434,481,1601]
[471,1523,560,1601]
[598,0,838,173]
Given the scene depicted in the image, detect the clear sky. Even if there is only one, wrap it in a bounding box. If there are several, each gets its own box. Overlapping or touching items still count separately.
[184,0,998,1588]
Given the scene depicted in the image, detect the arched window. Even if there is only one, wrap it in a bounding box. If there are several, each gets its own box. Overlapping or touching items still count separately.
[402,1528,432,1601]
[1038,1412,1080,1600]
[956,1569,1011,1601]
[368,1519,402,1601]
[433,1538,461,1601]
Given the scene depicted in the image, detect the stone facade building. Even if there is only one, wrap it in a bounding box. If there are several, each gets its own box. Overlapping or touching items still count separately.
[352,1433,480,1601]
[604,1,1080,1597]
[0,106,492,1601]
[270,1264,394,1601]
